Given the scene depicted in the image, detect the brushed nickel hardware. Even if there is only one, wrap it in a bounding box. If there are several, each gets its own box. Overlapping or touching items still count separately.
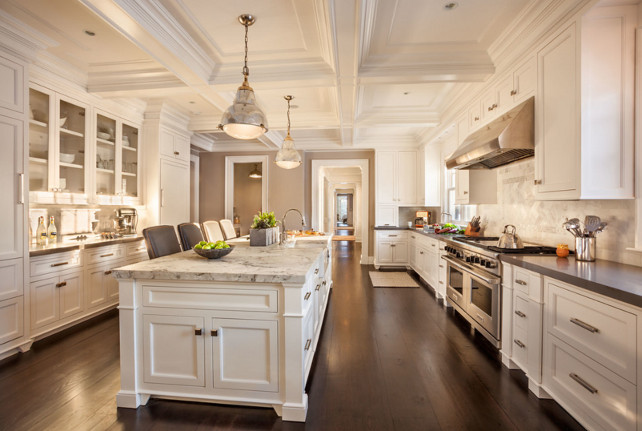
[476,314,484,322]
[514,339,525,348]
[304,291,311,301]
[569,373,598,394]
[104,270,112,275]
[160,188,165,207]
[314,268,319,274]
[55,281,67,288]
[515,310,526,318]
[322,281,326,286]
[570,317,599,333]
[533,179,542,185]
[50,262,69,267]
[304,339,312,351]
[100,253,114,258]
[211,329,218,337]
[18,173,24,204]
[315,284,321,291]
[515,279,527,285]
[194,328,202,336]
[389,235,398,237]
[510,89,517,96]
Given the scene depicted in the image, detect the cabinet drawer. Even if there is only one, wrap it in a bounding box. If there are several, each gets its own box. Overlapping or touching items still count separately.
[84,245,124,266]
[0,296,23,345]
[376,230,407,240]
[125,240,147,257]
[512,325,528,370]
[0,258,23,301]
[30,250,82,278]
[513,294,529,331]
[513,267,542,300]
[544,336,636,431]
[546,280,636,383]
[142,285,278,313]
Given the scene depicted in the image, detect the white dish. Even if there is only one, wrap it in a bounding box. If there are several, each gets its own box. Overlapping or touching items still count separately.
[59,153,75,164]
[97,132,111,140]
[59,117,67,128]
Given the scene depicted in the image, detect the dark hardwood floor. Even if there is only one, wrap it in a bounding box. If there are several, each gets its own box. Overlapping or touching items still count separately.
[0,242,585,431]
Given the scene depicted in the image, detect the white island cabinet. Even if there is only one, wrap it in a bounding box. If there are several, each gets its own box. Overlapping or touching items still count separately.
[112,238,332,422]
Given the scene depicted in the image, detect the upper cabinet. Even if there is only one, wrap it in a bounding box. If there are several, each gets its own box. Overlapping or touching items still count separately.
[534,4,636,200]
[376,150,417,205]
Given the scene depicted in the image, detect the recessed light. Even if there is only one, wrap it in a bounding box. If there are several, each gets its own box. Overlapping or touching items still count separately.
[403,91,410,95]
[189,101,196,104]
[444,2,458,10]
[84,30,96,36]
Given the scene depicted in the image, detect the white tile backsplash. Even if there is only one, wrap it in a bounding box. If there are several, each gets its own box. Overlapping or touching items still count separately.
[476,158,640,266]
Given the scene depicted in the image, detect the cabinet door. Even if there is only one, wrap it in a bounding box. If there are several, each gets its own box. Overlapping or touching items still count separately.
[106,265,120,301]
[468,100,482,130]
[376,205,397,226]
[0,55,24,113]
[143,314,205,386]
[0,258,23,301]
[408,237,417,268]
[86,265,108,309]
[496,74,515,114]
[0,296,24,345]
[535,24,578,195]
[31,276,59,328]
[481,88,499,122]
[376,241,393,263]
[513,56,537,102]
[376,151,396,203]
[392,241,408,264]
[160,159,190,227]
[397,151,417,204]
[454,170,470,204]
[173,135,190,163]
[159,130,175,159]
[59,271,83,319]
[0,115,24,260]
[211,318,279,392]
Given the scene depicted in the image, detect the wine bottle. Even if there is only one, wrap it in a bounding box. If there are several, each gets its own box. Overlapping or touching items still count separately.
[47,216,57,242]
[36,216,47,246]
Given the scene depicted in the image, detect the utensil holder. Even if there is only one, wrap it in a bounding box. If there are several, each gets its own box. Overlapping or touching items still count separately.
[575,237,596,262]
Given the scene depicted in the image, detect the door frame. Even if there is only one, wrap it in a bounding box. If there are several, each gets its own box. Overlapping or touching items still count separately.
[311,159,369,265]
[190,153,199,222]
[224,155,269,220]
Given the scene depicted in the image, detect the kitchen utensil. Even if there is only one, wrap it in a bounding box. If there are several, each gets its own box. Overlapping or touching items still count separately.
[594,221,607,235]
[584,215,601,235]
[575,237,596,261]
[564,218,582,237]
[497,224,524,249]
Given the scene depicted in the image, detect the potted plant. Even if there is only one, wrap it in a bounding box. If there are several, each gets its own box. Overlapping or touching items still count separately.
[249,211,280,246]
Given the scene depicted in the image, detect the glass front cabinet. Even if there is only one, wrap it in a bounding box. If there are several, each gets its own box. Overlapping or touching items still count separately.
[28,84,142,205]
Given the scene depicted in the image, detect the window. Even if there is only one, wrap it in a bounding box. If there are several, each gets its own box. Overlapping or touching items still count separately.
[444,169,476,223]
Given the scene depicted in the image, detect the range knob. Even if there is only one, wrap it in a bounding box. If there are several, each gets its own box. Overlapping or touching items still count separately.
[456,252,463,258]
[485,261,496,269]
[480,259,486,266]
[445,246,451,252]
[474,256,481,263]
[465,256,471,263]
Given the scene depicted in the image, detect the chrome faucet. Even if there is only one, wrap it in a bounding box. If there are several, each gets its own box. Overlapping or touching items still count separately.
[280,208,306,244]
[441,212,452,223]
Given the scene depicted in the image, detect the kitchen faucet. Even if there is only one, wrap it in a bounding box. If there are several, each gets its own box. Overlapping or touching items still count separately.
[280,208,306,244]
[441,212,452,223]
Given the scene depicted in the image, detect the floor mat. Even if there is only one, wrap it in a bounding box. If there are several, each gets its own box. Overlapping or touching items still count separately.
[369,271,419,288]
[332,235,356,241]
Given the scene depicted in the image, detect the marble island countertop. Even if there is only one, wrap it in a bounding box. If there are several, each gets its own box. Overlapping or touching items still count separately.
[29,235,143,257]
[112,237,331,284]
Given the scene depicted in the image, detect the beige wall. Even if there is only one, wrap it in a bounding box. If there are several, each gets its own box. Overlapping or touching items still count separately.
[233,163,262,235]
[199,151,305,228]
[304,151,375,255]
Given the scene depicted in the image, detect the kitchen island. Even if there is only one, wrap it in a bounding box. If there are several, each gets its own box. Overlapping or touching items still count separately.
[111,237,332,422]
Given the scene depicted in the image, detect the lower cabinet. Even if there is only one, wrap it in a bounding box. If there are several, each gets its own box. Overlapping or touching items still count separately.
[0,297,24,345]
[30,270,83,330]
[86,261,121,309]
[408,233,439,290]
[374,230,408,268]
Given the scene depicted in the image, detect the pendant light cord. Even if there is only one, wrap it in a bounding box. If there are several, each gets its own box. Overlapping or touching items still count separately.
[243,22,249,78]
[286,98,291,135]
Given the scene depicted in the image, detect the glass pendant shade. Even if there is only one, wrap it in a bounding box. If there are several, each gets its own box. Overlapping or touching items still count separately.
[248,163,262,178]
[220,83,268,140]
[275,133,302,169]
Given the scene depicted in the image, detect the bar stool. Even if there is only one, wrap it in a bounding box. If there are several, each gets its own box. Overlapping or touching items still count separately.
[219,219,238,240]
[142,225,182,259]
[202,220,225,243]
[177,222,205,250]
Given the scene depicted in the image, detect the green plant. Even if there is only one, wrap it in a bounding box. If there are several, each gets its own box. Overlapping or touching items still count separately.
[251,211,277,229]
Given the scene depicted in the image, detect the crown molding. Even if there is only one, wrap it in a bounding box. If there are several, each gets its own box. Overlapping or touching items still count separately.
[31,54,89,92]
[209,57,335,87]
[0,9,57,62]
[144,99,191,134]
[190,132,215,152]
[88,61,184,94]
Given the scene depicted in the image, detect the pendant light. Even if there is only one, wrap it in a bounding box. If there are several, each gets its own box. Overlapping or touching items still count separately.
[275,95,302,169]
[248,163,262,179]
[218,14,268,140]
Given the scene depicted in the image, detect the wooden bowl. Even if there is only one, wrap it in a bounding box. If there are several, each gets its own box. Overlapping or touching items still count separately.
[194,245,234,259]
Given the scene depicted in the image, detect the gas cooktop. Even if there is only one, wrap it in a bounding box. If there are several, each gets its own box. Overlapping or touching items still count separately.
[454,236,565,255]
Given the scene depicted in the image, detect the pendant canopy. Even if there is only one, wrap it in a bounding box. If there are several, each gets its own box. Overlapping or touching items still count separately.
[219,14,268,140]
[275,95,302,169]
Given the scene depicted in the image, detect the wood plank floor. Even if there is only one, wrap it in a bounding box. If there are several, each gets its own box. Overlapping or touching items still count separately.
[0,242,585,430]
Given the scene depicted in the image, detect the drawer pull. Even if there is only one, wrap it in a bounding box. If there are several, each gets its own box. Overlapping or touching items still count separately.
[304,292,311,301]
[514,310,526,318]
[55,281,67,288]
[315,284,321,291]
[438,281,444,284]
[50,262,69,267]
[304,339,312,351]
[569,373,598,394]
[515,279,527,285]
[510,89,517,96]
[174,151,180,155]
[322,281,326,286]
[514,339,525,348]
[439,265,444,268]
[476,314,484,323]
[389,235,398,237]
[570,318,599,333]
[314,268,319,274]
[100,253,114,258]
[211,329,218,337]
[104,270,112,275]
[194,328,202,336]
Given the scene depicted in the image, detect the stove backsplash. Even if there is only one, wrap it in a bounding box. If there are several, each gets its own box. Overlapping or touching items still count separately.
[475,158,639,266]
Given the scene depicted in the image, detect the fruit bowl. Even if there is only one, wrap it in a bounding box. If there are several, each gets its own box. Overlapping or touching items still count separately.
[194,245,234,259]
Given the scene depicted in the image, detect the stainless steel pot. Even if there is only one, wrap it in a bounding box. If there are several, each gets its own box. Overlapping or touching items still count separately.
[497,224,524,249]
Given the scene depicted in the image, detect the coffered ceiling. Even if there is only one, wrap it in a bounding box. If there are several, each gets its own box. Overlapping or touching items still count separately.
[0,0,535,151]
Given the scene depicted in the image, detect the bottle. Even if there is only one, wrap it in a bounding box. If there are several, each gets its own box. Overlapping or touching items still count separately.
[47,216,58,243]
[36,216,47,246]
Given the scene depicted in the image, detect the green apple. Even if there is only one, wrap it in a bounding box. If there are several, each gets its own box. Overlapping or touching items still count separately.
[194,244,202,250]
[198,240,207,246]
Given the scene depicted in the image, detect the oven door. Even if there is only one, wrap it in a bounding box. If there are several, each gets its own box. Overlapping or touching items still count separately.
[466,269,501,339]
[444,256,466,310]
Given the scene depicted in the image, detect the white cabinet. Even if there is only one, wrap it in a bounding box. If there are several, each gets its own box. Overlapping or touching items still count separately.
[375,204,397,227]
[160,129,190,163]
[0,115,24,261]
[376,150,417,205]
[160,158,190,227]
[30,270,83,330]
[85,260,121,310]
[454,170,497,205]
[535,4,636,200]
[0,54,24,113]
[0,297,24,346]
[422,146,441,207]
[211,318,279,392]
[408,234,440,291]
[374,230,408,268]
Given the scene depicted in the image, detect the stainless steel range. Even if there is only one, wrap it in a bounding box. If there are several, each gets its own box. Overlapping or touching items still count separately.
[442,236,561,349]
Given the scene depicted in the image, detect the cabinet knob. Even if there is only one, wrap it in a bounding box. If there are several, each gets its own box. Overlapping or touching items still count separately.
[104,270,112,275]
[174,151,179,155]
[211,329,218,337]
[533,179,542,185]
[463,191,468,194]
[474,116,480,121]
[510,89,517,96]
[194,328,202,336]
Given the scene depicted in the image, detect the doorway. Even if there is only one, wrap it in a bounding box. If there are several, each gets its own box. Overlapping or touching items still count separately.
[225,155,268,235]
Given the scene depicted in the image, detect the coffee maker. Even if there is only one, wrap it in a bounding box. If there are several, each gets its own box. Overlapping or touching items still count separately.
[114,208,138,235]
[414,210,431,228]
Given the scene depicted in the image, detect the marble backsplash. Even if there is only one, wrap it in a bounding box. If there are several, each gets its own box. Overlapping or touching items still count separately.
[475,158,640,266]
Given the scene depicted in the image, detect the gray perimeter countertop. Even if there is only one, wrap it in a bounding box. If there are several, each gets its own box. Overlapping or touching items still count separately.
[111,238,330,284]
[500,255,642,308]
[30,235,143,257]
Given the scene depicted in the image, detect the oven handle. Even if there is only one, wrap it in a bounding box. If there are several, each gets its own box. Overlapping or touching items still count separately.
[441,255,500,285]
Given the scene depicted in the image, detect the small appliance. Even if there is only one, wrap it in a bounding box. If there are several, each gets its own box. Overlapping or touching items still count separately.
[414,210,431,228]
[114,208,138,235]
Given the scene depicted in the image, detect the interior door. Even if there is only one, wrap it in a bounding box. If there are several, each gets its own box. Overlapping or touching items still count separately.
[0,115,24,260]
[160,159,190,227]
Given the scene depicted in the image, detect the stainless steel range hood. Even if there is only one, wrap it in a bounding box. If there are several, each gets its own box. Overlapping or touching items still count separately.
[446,97,534,170]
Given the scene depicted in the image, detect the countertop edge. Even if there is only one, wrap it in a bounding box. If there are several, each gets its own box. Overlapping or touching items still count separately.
[29,236,143,257]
